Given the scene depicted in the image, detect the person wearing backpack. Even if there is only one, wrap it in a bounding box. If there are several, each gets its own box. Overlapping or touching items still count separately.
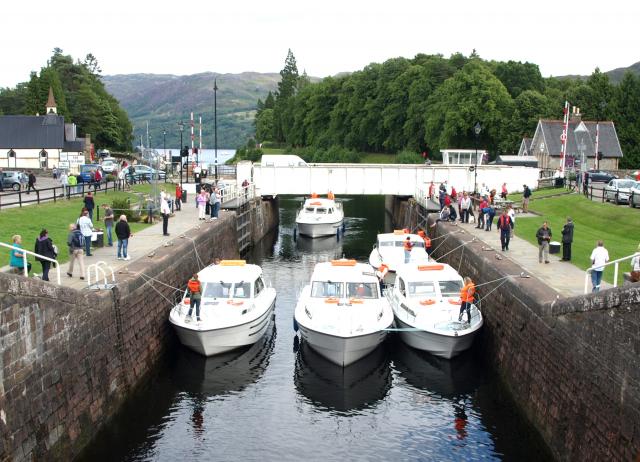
[66,224,85,280]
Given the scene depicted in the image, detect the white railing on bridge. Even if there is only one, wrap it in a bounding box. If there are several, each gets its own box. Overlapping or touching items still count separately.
[220,182,256,207]
[254,163,540,197]
[0,242,61,285]
[584,252,639,294]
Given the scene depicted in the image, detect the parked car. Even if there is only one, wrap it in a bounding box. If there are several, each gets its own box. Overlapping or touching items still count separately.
[628,181,640,208]
[97,149,111,158]
[587,170,618,183]
[604,179,636,204]
[1,171,23,191]
[78,164,102,183]
[122,165,166,181]
[101,158,118,173]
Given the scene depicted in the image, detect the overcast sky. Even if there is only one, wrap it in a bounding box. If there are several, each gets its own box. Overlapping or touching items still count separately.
[2,0,638,88]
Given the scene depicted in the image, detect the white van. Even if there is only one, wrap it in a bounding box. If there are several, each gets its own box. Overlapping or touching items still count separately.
[260,155,308,167]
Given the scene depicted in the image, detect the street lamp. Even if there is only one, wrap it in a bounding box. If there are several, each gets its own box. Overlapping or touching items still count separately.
[179,121,184,189]
[473,122,482,194]
[214,79,218,181]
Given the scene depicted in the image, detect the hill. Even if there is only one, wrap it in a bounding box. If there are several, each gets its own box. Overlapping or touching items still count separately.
[103,72,282,149]
[557,60,640,83]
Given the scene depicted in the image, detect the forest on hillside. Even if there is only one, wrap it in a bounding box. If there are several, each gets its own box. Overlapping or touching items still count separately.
[254,51,640,168]
[0,49,133,151]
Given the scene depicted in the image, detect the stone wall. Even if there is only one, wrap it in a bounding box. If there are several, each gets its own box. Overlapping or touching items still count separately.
[0,200,280,461]
[419,211,640,461]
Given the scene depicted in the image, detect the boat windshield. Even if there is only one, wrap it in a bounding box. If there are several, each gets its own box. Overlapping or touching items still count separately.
[346,282,378,299]
[305,207,314,212]
[407,281,437,298]
[439,280,463,296]
[393,240,424,248]
[378,241,395,247]
[202,281,252,299]
[316,208,327,213]
[311,281,343,298]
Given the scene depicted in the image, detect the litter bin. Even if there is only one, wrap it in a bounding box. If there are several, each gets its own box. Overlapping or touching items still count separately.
[549,241,561,254]
[554,177,565,188]
[181,189,187,202]
[92,231,104,248]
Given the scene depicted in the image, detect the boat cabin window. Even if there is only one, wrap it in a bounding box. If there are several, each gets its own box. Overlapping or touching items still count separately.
[316,208,327,214]
[346,282,378,299]
[327,208,333,214]
[311,281,343,298]
[439,280,463,297]
[203,282,233,298]
[305,207,315,212]
[232,282,251,299]
[394,240,424,248]
[254,277,265,297]
[378,240,395,247]
[408,281,437,298]
[397,278,406,296]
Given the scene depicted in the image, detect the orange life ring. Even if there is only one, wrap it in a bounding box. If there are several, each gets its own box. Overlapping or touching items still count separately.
[419,299,436,305]
[349,298,364,304]
[227,300,244,306]
[325,297,339,304]
[310,201,322,205]
[449,298,462,305]
[418,264,444,271]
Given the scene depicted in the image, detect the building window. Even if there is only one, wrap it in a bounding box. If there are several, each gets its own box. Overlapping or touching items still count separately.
[7,149,15,158]
[40,149,48,168]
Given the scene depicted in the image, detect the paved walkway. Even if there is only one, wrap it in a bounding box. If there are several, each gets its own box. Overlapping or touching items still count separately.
[445,216,608,297]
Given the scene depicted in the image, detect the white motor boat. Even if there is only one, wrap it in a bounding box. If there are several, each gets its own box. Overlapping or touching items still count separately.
[169,260,276,356]
[369,230,429,281]
[296,197,344,238]
[294,259,394,367]
[387,262,483,359]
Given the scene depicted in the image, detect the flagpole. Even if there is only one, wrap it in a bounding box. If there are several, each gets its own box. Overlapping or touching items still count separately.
[560,101,570,177]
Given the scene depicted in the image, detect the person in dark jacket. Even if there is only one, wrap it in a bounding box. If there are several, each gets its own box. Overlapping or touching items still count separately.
[536,221,552,264]
[27,171,37,194]
[561,217,574,261]
[115,215,132,260]
[83,192,95,221]
[497,209,513,251]
[34,229,56,281]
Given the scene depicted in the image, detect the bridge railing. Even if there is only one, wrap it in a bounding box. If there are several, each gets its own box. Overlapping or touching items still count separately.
[584,252,638,293]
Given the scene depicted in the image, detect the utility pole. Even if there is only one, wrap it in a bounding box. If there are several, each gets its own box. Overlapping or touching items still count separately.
[214,79,218,181]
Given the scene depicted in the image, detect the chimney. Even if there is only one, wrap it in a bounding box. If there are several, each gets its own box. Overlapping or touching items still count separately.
[570,106,582,122]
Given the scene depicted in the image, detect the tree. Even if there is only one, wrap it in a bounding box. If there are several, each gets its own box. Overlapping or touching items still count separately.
[255,108,275,141]
[507,90,555,151]
[273,49,300,142]
[610,72,640,168]
[493,60,544,98]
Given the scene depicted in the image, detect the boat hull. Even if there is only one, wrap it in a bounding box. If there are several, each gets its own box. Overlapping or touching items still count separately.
[297,323,389,367]
[297,219,344,238]
[171,300,275,356]
[395,316,480,359]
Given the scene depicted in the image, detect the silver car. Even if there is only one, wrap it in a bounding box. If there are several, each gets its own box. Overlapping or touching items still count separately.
[1,171,23,191]
[604,179,636,204]
[628,181,640,208]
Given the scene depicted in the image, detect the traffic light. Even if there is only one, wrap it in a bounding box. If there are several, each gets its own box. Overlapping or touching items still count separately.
[180,146,188,157]
[597,151,603,160]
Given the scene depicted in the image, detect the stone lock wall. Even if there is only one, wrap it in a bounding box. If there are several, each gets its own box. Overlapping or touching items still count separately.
[0,200,280,461]
[422,214,640,462]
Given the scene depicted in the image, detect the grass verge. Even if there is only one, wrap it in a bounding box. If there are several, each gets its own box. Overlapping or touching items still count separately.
[514,194,640,285]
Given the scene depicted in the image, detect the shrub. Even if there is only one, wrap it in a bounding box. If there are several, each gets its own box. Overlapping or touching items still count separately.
[111,197,133,222]
[106,174,117,182]
[395,150,424,164]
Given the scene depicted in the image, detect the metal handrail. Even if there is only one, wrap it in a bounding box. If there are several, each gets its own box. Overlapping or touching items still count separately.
[0,242,61,285]
[87,261,115,287]
[584,252,639,293]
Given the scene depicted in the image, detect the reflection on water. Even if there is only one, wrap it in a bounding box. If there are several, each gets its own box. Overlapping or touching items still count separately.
[79,195,551,462]
[294,340,392,414]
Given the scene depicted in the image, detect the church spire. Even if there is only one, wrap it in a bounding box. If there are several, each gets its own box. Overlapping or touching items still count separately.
[46,87,57,114]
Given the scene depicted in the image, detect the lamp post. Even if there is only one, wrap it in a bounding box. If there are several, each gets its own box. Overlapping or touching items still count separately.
[473,122,482,194]
[214,79,218,181]
[179,121,184,189]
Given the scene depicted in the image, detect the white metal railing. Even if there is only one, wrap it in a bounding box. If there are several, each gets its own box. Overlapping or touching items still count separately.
[220,182,256,206]
[0,242,61,285]
[584,252,639,294]
[87,261,115,287]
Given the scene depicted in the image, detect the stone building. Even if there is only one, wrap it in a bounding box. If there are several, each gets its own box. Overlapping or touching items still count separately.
[524,111,623,171]
[0,88,85,170]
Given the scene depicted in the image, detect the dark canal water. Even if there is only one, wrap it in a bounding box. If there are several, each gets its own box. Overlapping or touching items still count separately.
[79,196,551,461]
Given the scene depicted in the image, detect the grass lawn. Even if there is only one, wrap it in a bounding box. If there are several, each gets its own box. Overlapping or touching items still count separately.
[0,182,178,270]
[507,186,570,204]
[514,194,640,285]
[261,147,287,154]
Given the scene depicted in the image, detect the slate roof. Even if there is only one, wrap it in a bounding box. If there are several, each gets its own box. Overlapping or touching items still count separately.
[0,115,65,149]
[537,120,622,158]
[517,138,532,156]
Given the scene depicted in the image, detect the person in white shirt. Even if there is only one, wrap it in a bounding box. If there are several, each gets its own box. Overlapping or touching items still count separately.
[589,240,610,293]
[161,195,171,236]
[77,211,94,257]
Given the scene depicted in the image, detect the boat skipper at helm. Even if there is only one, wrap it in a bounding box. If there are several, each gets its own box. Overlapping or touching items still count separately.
[458,277,476,324]
[186,273,202,322]
[376,263,389,291]
[403,236,414,263]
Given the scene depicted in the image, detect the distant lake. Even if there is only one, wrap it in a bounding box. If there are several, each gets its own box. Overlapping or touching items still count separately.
[152,148,236,165]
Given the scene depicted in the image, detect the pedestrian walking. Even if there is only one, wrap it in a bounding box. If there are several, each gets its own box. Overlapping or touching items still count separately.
[536,221,552,264]
[522,185,532,213]
[561,217,574,261]
[94,168,102,191]
[458,277,476,323]
[175,184,182,211]
[67,173,77,197]
[60,170,68,197]
[196,190,208,220]
[115,215,132,260]
[161,194,171,236]
[34,229,56,281]
[103,204,114,246]
[460,192,472,223]
[589,241,609,293]
[66,224,85,280]
[211,187,221,219]
[77,210,94,256]
[403,236,414,263]
[484,206,496,231]
[27,171,37,194]
[476,197,488,229]
[9,235,31,274]
[20,171,27,191]
[52,166,58,180]
[83,192,95,221]
[497,209,512,251]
